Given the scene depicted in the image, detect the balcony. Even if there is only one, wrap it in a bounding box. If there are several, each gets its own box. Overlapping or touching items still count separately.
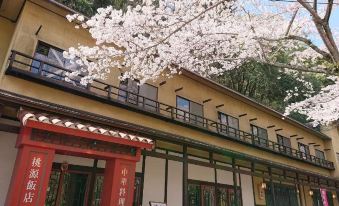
[6,50,335,170]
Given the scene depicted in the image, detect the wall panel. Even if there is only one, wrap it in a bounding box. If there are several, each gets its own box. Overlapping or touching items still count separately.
[142,156,166,206]
[0,131,18,205]
[167,160,183,206]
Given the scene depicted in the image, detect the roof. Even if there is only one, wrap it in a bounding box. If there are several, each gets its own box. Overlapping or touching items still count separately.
[18,110,154,144]
[181,70,331,140]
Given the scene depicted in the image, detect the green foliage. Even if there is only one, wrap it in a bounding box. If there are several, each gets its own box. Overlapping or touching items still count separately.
[212,62,329,124]
[56,0,148,16]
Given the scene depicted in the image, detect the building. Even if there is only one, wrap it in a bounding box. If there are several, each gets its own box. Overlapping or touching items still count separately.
[0,0,339,205]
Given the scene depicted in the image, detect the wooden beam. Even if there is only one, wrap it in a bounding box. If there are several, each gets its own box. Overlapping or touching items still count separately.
[313,145,320,147]
[35,25,42,36]
[296,137,304,140]
[239,113,247,117]
[203,99,212,104]
[249,118,257,122]
[290,134,298,137]
[308,143,316,145]
[216,104,224,108]
[0,123,19,134]
[175,87,183,92]
[159,81,167,86]
[275,129,283,132]
[267,125,275,128]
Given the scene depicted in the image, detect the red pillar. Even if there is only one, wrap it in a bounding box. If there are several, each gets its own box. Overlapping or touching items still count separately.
[101,158,137,206]
[5,145,55,206]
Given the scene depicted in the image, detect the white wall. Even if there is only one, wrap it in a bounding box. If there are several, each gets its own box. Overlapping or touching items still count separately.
[167,160,183,206]
[0,131,18,206]
[142,156,166,206]
[188,164,215,182]
[240,174,255,206]
[217,169,233,185]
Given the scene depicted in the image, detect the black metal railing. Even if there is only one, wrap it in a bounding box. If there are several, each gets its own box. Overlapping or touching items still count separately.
[7,50,335,169]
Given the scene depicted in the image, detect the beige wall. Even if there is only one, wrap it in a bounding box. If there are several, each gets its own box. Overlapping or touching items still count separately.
[142,156,166,205]
[0,131,18,206]
[167,160,183,206]
[0,0,334,180]
[240,173,255,206]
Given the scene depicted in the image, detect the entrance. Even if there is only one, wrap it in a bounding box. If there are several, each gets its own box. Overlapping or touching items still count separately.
[45,163,143,206]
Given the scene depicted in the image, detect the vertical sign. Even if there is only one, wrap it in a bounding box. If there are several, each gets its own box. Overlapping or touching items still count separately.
[21,152,46,205]
[320,188,329,206]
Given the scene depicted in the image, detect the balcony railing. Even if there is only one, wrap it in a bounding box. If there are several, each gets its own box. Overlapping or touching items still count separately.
[6,50,335,170]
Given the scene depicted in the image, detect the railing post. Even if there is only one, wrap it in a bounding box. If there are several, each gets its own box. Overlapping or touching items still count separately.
[9,51,16,68]
[107,85,112,99]
[170,107,174,119]
[38,61,44,75]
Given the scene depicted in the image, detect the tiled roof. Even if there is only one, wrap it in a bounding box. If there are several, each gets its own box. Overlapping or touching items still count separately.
[18,110,153,145]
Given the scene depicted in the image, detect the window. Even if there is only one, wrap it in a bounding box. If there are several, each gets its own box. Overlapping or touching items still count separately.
[315,149,325,162]
[251,125,268,147]
[218,112,239,138]
[33,42,83,85]
[118,79,158,111]
[277,135,291,154]
[298,143,310,160]
[188,180,241,206]
[176,96,204,126]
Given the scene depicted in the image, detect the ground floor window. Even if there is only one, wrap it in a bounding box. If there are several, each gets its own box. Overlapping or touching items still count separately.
[188,180,241,206]
[45,163,143,206]
[265,183,299,206]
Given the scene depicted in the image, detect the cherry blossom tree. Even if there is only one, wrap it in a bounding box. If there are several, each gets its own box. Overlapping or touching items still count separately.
[64,0,339,125]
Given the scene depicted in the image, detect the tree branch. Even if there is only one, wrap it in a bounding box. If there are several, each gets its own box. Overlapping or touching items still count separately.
[285,9,299,36]
[324,0,333,23]
[259,35,332,60]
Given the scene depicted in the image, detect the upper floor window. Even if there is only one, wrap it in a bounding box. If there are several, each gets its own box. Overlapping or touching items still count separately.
[277,134,291,154]
[251,125,268,147]
[298,142,310,160]
[176,96,203,126]
[32,41,82,86]
[315,149,325,160]
[218,112,239,138]
[118,79,158,111]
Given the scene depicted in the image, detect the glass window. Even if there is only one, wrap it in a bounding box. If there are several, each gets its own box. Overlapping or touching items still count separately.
[218,112,239,138]
[138,83,158,111]
[176,96,204,126]
[118,79,139,104]
[298,142,310,160]
[315,150,325,160]
[277,135,291,154]
[177,96,190,120]
[33,41,83,86]
[251,125,268,147]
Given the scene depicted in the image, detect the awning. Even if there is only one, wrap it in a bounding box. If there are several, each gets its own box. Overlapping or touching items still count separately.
[18,110,154,145]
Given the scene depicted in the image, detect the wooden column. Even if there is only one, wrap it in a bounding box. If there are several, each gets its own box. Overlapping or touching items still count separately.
[183,145,188,206]
[232,158,239,206]
[268,167,277,206]
[5,145,55,206]
[101,158,137,206]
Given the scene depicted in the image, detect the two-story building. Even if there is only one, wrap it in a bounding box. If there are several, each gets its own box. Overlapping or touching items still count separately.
[1,0,339,205]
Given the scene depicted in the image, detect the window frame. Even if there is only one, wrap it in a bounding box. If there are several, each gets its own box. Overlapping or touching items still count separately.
[315,149,325,160]
[251,124,268,147]
[218,112,239,138]
[176,96,204,126]
[276,134,292,154]
[298,142,310,160]
[33,41,86,87]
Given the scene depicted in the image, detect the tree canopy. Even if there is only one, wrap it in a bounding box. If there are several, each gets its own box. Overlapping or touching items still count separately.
[62,0,339,126]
